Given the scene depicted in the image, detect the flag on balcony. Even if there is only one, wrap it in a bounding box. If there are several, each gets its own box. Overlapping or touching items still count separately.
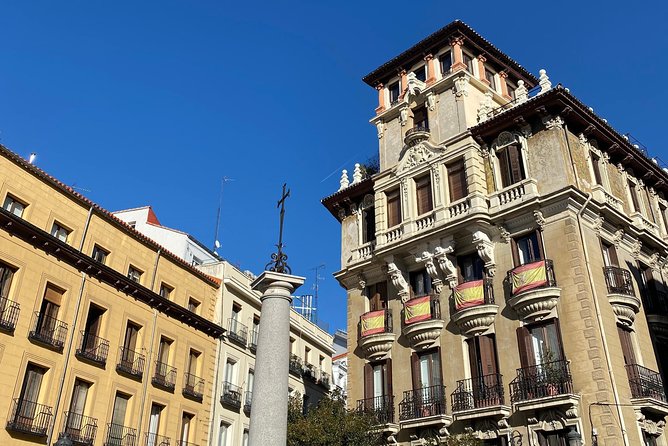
[511,260,547,294]
[361,310,385,336]
[404,296,431,324]
[454,280,484,310]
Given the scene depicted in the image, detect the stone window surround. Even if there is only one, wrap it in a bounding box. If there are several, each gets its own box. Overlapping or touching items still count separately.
[488,131,530,192]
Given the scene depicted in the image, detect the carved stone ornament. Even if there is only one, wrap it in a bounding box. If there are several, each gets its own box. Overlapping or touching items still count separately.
[362,194,374,209]
[477,143,490,159]
[426,92,436,111]
[339,169,349,191]
[497,224,511,243]
[404,72,427,104]
[416,251,443,293]
[613,228,625,247]
[538,68,552,94]
[358,273,367,290]
[542,115,564,130]
[473,231,496,277]
[592,214,604,233]
[376,120,384,139]
[400,106,409,126]
[396,140,445,173]
[534,210,547,230]
[434,245,457,289]
[454,74,470,98]
[387,262,410,302]
[496,131,519,148]
[631,239,643,259]
[477,91,494,123]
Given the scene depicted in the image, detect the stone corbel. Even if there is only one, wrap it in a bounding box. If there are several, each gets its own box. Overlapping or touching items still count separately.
[631,239,643,259]
[473,231,496,277]
[613,228,625,247]
[534,210,547,231]
[405,72,427,104]
[387,262,410,302]
[497,224,511,243]
[357,273,367,290]
[399,106,409,126]
[454,74,469,98]
[376,120,384,139]
[592,214,604,234]
[649,253,661,272]
[415,251,443,293]
[434,245,457,289]
[426,91,436,111]
[542,114,564,130]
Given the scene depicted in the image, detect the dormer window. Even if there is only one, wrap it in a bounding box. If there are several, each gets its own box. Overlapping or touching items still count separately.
[439,51,452,76]
[389,81,401,105]
[414,66,426,83]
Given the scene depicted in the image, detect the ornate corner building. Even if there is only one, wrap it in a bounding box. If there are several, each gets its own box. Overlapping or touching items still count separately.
[322,20,668,446]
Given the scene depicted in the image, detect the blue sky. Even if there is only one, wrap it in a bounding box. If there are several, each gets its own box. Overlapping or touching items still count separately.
[1,1,666,334]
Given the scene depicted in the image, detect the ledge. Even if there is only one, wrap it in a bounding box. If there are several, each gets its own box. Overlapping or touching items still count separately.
[507,287,560,322]
[607,292,641,326]
[400,413,453,430]
[452,405,510,421]
[513,393,580,413]
[631,397,668,417]
[402,319,444,350]
[358,332,396,361]
[451,304,498,336]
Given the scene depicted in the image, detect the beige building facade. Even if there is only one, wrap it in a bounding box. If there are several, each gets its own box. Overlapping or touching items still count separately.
[323,21,668,446]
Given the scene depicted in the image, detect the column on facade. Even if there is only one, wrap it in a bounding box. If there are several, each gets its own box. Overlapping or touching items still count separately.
[424,54,437,85]
[499,71,512,100]
[375,83,386,114]
[449,36,467,72]
[477,55,488,85]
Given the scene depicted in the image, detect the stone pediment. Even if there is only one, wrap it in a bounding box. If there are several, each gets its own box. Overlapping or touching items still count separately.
[396,140,445,174]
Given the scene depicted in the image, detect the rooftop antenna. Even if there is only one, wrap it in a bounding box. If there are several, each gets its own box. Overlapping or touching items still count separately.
[311,263,325,322]
[213,177,235,255]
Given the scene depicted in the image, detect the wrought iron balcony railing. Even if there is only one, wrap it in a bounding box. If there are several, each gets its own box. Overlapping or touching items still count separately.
[116,347,146,379]
[221,381,242,410]
[303,363,317,381]
[243,391,252,414]
[0,296,20,332]
[6,398,53,436]
[357,395,395,425]
[104,423,137,446]
[60,411,98,445]
[249,329,259,352]
[319,370,331,388]
[404,126,430,146]
[152,361,177,391]
[183,372,204,401]
[28,311,68,350]
[451,279,494,314]
[144,432,170,446]
[625,363,667,402]
[76,331,110,365]
[227,318,248,347]
[451,374,504,412]
[399,385,447,420]
[644,289,668,316]
[509,359,573,403]
[603,266,635,296]
[289,354,303,377]
[507,259,557,296]
[358,309,393,339]
[402,293,441,326]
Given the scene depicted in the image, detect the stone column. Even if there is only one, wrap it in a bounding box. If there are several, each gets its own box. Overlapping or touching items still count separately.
[424,54,437,85]
[477,55,489,84]
[498,71,512,100]
[248,271,305,446]
[449,36,466,72]
[375,83,386,114]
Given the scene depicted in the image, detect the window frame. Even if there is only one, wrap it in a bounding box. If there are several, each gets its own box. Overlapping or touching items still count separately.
[511,230,545,266]
[415,174,433,216]
[91,245,109,264]
[127,265,142,284]
[385,188,402,228]
[3,194,27,217]
[50,221,71,243]
[439,51,452,76]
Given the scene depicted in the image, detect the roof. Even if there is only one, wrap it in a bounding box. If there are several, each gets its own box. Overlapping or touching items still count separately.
[321,177,374,221]
[113,205,161,225]
[362,20,538,88]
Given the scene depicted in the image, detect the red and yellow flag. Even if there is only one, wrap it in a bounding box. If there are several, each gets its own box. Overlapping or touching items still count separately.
[361,310,386,336]
[511,260,547,295]
[404,296,431,324]
[454,280,484,310]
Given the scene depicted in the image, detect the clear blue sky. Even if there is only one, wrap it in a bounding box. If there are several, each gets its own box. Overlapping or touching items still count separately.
[1,1,665,334]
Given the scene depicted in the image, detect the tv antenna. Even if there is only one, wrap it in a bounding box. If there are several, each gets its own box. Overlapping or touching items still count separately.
[213,177,235,254]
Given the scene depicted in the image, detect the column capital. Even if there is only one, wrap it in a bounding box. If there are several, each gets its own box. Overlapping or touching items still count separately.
[498,70,508,79]
[477,54,487,63]
[423,53,434,61]
[449,35,465,47]
[375,83,384,91]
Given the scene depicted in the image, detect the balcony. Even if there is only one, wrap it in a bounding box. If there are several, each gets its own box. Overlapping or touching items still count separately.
[76,331,110,366]
[591,184,623,212]
[303,363,317,382]
[488,179,538,213]
[451,279,498,336]
[227,318,248,348]
[625,364,668,415]
[289,354,303,377]
[357,395,398,432]
[249,329,258,353]
[404,126,430,146]
[318,371,331,389]
[144,433,170,446]
[60,411,98,445]
[152,361,177,392]
[509,360,579,412]
[401,295,443,350]
[243,391,252,414]
[116,347,145,380]
[451,374,510,420]
[28,311,68,351]
[645,290,668,334]
[6,398,53,437]
[183,373,204,402]
[0,296,20,332]
[220,381,242,411]
[506,259,560,322]
[358,309,395,361]
[399,385,452,429]
[603,266,640,326]
[104,423,137,446]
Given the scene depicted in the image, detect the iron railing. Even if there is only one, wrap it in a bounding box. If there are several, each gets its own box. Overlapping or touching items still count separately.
[183,373,204,401]
[249,329,259,352]
[152,361,177,391]
[289,354,303,377]
[625,364,667,402]
[357,395,395,424]
[227,318,248,347]
[243,391,252,414]
[6,398,53,436]
[358,309,393,339]
[76,331,110,365]
[405,126,430,136]
[0,296,20,332]
[319,370,331,388]
[603,266,635,296]
[644,290,668,316]
[61,411,98,445]
[507,259,557,297]
[28,311,68,350]
[220,381,242,410]
[451,374,504,412]
[144,433,170,446]
[451,279,494,314]
[509,360,573,403]
[402,293,441,326]
[104,423,137,446]
[116,347,145,379]
[399,385,447,421]
[303,363,317,381]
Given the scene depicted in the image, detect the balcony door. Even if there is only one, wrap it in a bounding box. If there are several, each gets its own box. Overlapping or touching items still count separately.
[147,403,163,445]
[108,392,130,445]
[601,241,619,267]
[36,284,63,338]
[82,304,104,353]
[409,269,432,298]
[364,360,392,410]
[411,349,442,390]
[66,379,90,435]
[366,282,388,311]
[17,364,46,424]
[122,322,140,363]
[457,253,484,283]
[517,319,564,367]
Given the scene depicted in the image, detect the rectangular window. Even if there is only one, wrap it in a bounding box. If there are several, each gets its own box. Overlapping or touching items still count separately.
[91,245,108,264]
[601,241,619,267]
[457,253,484,282]
[123,321,140,352]
[512,231,544,266]
[537,430,569,446]
[484,68,496,90]
[498,145,526,187]
[411,349,442,389]
[3,194,26,217]
[386,189,402,228]
[159,283,172,300]
[412,106,428,129]
[447,159,468,202]
[17,364,46,422]
[110,392,130,428]
[364,359,392,401]
[415,175,433,215]
[242,429,249,446]
[517,319,564,367]
[81,304,105,355]
[224,358,237,385]
[362,206,376,244]
[388,82,401,104]
[180,412,194,444]
[188,297,200,314]
[366,281,388,311]
[148,403,163,438]
[467,335,498,379]
[157,336,171,365]
[65,379,90,434]
[628,180,641,212]
[463,52,474,74]
[506,81,517,100]
[644,188,657,223]
[51,222,70,243]
[439,51,452,75]
[0,261,16,301]
[409,269,432,297]
[304,346,311,365]
[617,325,637,366]
[127,266,142,283]
[414,66,426,82]
[590,153,603,185]
[188,349,200,375]
[35,284,64,341]
[218,422,229,446]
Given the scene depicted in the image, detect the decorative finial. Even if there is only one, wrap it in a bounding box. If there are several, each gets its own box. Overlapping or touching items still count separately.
[353,163,362,184]
[515,80,528,103]
[538,69,552,94]
[339,170,349,191]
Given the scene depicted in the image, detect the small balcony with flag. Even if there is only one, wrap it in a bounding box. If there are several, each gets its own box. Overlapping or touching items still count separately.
[506,259,560,322]
[358,309,395,361]
[450,279,498,336]
[400,293,443,350]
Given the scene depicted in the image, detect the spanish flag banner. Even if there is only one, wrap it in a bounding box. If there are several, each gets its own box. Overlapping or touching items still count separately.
[511,260,547,295]
[404,296,431,324]
[454,280,484,310]
[361,310,386,336]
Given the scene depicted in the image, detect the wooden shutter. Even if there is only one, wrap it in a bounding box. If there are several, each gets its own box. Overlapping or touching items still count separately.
[416,176,433,215]
[499,151,512,188]
[43,284,64,305]
[516,326,535,367]
[447,159,468,202]
[411,352,421,389]
[386,190,401,228]
[602,242,619,267]
[617,325,637,366]
[510,237,520,267]
[479,335,498,376]
[0,265,14,299]
[385,359,393,398]
[466,338,480,379]
[364,363,373,400]
[433,348,443,387]
[507,145,524,184]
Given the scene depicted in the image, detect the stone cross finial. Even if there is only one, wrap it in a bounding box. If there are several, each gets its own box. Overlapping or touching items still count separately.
[538,69,552,94]
[352,163,362,184]
[339,170,349,191]
[515,80,528,103]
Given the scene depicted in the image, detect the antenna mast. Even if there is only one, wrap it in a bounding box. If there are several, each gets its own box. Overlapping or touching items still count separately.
[213,177,234,254]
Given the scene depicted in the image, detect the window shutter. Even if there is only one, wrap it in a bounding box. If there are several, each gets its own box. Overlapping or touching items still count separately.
[617,325,637,366]
[44,284,64,305]
[434,347,443,387]
[385,359,393,398]
[510,237,520,267]
[499,150,512,188]
[448,159,468,202]
[411,352,420,390]
[479,335,498,376]
[466,338,480,379]
[364,363,373,400]
[508,145,525,184]
[0,266,14,299]
[386,190,401,228]
[416,177,433,215]
[516,326,534,367]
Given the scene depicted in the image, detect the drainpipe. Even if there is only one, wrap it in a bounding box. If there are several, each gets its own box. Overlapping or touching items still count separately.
[208,261,226,446]
[564,124,630,446]
[78,206,94,252]
[137,249,161,437]
[46,272,87,446]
